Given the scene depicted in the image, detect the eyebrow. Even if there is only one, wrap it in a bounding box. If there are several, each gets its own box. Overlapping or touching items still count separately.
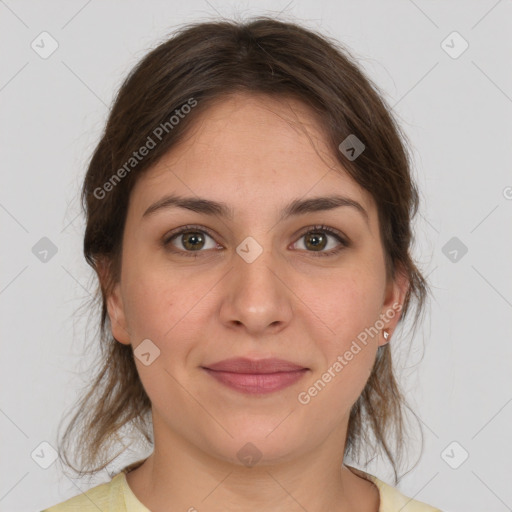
[142,193,369,225]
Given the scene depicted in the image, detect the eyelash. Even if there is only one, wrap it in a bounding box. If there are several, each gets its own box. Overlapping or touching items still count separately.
[162,224,349,258]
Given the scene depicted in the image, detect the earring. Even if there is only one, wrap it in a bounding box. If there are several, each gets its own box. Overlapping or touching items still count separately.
[382,329,390,343]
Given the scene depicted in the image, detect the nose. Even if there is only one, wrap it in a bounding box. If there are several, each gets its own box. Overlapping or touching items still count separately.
[218,241,293,336]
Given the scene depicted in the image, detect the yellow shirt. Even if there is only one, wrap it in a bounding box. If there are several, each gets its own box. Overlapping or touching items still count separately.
[41,467,442,512]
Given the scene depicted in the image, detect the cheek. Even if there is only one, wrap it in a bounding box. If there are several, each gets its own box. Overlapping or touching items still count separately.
[122,270,192,402]
[122,261,178,344]
[314,268,384,342]
[303,268,384,395]
[122,260,212,357]
[302,279,381,414]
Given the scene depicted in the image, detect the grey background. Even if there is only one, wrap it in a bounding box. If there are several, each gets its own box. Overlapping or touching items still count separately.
[1,1,511,511]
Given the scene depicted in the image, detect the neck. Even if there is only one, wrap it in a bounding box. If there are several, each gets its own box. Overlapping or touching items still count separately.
[124,417,379,512]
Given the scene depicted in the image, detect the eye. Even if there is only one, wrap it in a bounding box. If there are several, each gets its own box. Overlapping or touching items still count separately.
[162,224,349,258]
[163,225,220,257]
[291,225,349,257]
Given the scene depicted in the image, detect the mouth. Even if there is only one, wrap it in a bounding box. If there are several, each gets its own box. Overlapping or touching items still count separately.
[201,357,310,395]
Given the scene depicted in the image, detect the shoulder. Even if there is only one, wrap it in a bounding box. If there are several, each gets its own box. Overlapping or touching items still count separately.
[41,473,127,512]
[347,465,443,512]
[372,476,442,512]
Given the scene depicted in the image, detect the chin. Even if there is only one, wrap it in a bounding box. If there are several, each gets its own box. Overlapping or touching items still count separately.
[197,427,305,468]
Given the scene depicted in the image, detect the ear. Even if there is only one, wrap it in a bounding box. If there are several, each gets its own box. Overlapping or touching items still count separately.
[97,258,131,345]
[379,263,409,347]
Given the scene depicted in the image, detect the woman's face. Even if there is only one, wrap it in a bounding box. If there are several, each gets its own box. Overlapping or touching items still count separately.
[106,92,406,466]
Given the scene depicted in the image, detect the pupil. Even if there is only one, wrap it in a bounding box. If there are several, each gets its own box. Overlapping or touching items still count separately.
[184,232,203,250]
[308,232,325,250]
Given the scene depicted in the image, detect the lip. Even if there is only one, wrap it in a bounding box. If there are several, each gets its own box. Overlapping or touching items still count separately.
[203,357,308,373]
[201,357,309,395]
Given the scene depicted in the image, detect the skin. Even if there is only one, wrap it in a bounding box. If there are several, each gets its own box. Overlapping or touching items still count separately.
[103,92,408,512]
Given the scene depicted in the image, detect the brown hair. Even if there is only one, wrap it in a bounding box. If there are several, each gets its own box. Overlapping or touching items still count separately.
[58,16,429,485]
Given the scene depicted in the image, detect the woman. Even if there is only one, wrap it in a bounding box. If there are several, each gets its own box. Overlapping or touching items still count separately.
[42,17,441,512]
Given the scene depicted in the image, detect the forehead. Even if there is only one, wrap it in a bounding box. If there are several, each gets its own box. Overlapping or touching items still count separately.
[129,92,376,224]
